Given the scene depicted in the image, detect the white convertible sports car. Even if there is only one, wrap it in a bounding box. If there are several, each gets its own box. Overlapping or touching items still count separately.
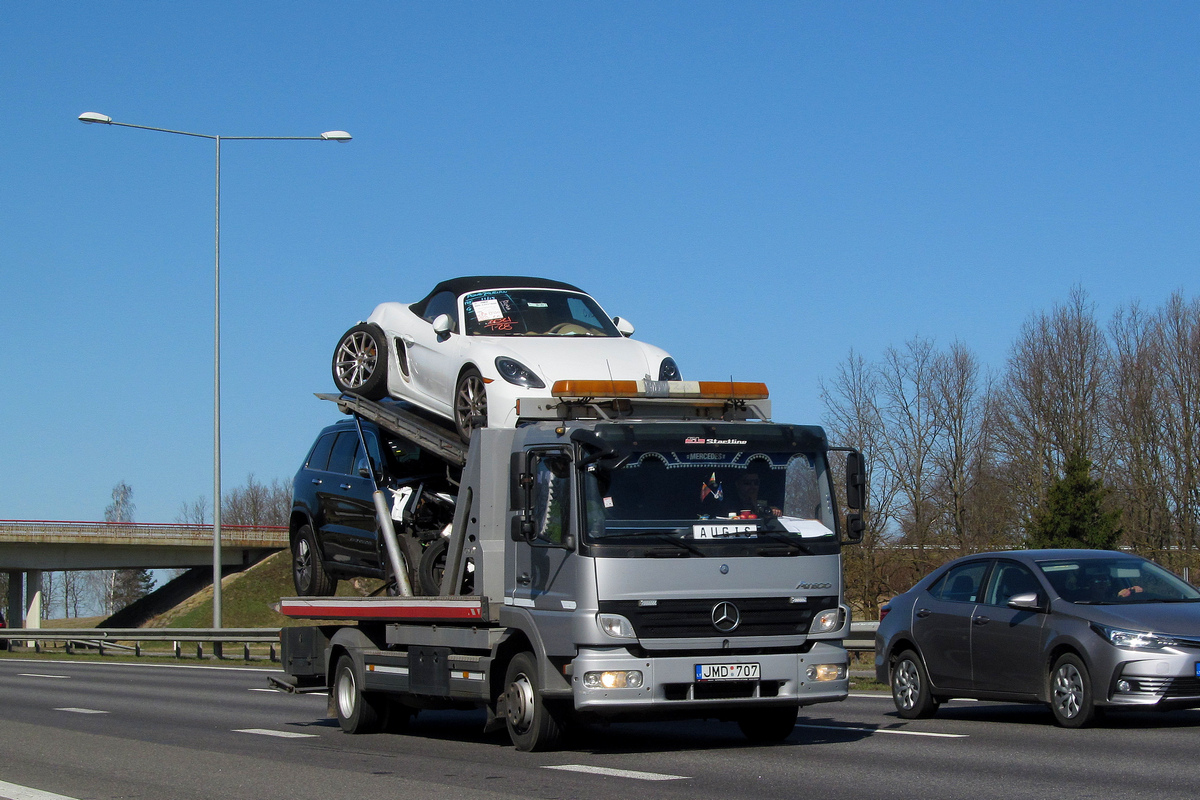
[332,276,681,440]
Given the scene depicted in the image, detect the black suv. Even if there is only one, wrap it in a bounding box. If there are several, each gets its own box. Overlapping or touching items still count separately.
[290,417,458,596]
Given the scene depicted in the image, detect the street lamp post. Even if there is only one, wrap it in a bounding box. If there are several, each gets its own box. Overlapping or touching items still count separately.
[79,112,351,629]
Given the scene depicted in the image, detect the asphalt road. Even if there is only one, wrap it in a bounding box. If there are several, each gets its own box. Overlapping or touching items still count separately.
[2,657,1200,800]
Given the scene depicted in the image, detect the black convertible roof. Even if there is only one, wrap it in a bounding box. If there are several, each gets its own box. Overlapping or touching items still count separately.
[411,276,586,315]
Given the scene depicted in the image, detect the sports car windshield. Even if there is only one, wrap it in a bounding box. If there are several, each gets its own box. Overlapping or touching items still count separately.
[1037,557,1200,604]
[581,425,839,557]
[462,289,621,337]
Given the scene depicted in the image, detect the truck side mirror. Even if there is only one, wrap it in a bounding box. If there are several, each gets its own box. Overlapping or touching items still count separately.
[843,512,865,544]
[845,451,866,510]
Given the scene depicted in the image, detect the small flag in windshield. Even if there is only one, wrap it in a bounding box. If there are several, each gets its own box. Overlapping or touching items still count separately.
[700,472,724,503]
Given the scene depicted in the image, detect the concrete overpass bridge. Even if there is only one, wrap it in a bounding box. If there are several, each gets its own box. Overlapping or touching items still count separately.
[2,519,288,630]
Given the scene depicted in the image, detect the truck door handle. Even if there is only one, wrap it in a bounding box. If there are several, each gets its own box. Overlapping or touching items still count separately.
[916,608,931,618]
[516,573,531,586]
[973,615,990,625]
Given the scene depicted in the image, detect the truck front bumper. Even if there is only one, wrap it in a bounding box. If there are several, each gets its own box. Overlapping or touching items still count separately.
[570,642,848,715]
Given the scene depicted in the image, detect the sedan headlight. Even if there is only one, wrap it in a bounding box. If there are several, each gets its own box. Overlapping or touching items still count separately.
[1093,624,1177,650]
[495,357,545,388]
[658,358,682,381]
[597,613,637,639]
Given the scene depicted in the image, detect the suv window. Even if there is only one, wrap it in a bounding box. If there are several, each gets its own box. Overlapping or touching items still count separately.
[327,431,360,476]
[928,561,989,603]
[307,432,336,471]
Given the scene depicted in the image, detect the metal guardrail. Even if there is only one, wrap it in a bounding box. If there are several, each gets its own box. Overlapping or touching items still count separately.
[845,620,879,652]
[0,627,281,660]
[1,621,883,660]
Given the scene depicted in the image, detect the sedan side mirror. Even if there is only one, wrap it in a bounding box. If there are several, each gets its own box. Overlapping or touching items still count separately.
[1007,593,1045,612]
[612,316,635,337]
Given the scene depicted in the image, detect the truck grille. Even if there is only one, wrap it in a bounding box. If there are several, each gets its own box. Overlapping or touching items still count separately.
[598,596,838,639]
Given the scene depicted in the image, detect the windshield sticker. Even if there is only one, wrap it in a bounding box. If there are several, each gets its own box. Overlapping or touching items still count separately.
[776,516,834,539]
[471,297,504,321]
[686,437,749,446]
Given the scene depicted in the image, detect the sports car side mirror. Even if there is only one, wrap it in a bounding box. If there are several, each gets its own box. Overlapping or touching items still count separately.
[612,316,635,337]
[432,314,453,337]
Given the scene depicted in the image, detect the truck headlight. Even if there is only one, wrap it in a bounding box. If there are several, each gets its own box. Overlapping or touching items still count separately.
[597,613,637,639]
[583,670,644,689]
[806,664,846,681]
[809,608,843,635]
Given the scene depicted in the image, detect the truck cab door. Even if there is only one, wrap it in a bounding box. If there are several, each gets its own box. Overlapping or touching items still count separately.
[509,450,576,612]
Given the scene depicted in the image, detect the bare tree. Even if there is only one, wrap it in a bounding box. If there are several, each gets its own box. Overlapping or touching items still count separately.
[176,495,210,526]
[996,287,1110,532]
[223,474,290,527]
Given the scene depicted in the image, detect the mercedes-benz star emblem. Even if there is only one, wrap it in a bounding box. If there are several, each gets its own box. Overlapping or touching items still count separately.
[711,601,741,633]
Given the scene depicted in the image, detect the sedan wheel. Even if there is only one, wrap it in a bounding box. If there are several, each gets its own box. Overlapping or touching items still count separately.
[454,368,488,442]
[1050,653,1096,728]
[892,650,939,719]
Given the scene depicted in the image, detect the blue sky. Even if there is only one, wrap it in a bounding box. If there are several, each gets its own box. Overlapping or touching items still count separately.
[2,3,1197,525]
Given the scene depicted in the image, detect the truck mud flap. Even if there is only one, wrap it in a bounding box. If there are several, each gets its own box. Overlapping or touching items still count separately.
[410,646,452,697]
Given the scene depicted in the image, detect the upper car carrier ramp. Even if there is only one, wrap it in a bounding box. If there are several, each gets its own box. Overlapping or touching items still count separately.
[316,392,469,467]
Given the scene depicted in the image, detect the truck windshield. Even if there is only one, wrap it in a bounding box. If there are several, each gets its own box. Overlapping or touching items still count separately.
[580,425,838,556]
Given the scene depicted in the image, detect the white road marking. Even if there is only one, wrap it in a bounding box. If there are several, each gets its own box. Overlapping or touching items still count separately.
[544,765,689,781]
[795,723,966,739]
[233,728,319,739]
[17,674,69,679]
[53,708,107,715]
[249,688,278,692]
[0,778,81,800]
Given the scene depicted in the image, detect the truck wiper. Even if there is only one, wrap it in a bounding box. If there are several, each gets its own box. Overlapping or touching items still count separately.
[758,520,813,555]
[605,530,705,557]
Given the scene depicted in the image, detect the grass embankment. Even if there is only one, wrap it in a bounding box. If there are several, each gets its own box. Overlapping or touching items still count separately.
[148,549,381,629]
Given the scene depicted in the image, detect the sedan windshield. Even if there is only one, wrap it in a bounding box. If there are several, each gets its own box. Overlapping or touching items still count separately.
[1037,557,1200,604]
[462,289,620,337]
[581,426,839,557]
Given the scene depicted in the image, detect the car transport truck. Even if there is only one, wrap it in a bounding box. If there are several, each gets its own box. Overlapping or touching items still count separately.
[275,379,866,750]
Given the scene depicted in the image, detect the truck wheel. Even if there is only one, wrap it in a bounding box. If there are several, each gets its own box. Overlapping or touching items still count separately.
[293,525,337,596]
[334,655,384,734]
[332,323,389,400]
[418,537,449,596]
[503,652,566,751]
[737,706,798,744]
[454,367,488,442]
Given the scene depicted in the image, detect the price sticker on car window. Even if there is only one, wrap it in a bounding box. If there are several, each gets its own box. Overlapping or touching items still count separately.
[471,297,504,321]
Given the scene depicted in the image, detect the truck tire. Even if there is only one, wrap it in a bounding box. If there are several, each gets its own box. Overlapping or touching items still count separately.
[334,654,385,734]
[503,651,566,751]
[418,537,449,596]
[737,705,798,744]
[332,323,389,400]
[293,524,337,596]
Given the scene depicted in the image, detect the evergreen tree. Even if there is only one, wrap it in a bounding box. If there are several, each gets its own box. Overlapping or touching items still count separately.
[110,569,156,612]
[1028,452,1122,550]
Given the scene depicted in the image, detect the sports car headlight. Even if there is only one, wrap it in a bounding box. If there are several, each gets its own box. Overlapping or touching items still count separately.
[494,357,545,388]
[1093,624,1177,650]
[658,357,681,381]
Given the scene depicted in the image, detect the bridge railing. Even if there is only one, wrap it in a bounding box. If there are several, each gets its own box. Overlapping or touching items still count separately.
[0,519,288,546]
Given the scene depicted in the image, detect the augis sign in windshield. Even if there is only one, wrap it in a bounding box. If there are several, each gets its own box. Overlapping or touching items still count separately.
[580,424,839,557]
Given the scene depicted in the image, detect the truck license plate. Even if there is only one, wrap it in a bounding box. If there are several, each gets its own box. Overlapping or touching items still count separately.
[695,662,760,681]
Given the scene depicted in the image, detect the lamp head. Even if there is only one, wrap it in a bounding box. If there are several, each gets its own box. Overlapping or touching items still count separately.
[320,130,352,142]
[78,112,113,124]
